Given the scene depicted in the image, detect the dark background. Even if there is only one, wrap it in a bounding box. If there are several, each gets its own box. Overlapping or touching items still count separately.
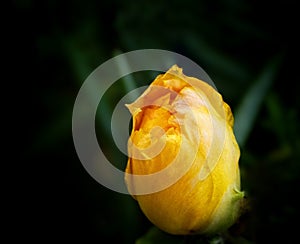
[13,0,299,243]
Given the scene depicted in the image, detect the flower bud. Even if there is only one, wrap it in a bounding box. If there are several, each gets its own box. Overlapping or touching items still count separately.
[125,65,244,235]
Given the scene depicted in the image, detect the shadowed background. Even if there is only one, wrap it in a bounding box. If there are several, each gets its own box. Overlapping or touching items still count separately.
[14,0,299,243]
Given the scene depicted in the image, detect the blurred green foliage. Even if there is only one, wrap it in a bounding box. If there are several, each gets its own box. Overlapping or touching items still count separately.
[16,0,299,243]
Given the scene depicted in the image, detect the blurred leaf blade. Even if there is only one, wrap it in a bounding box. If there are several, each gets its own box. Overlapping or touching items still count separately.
[184,34,251,82]
[234,55,282,147]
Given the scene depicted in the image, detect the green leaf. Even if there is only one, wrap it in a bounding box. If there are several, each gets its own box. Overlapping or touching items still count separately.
[234,55,282,147]
[184,34,251,82]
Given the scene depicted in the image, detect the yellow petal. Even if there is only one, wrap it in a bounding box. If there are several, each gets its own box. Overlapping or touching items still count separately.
[125,65,243,235]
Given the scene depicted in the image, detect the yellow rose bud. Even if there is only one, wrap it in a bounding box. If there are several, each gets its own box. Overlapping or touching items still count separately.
[125,65,244,235]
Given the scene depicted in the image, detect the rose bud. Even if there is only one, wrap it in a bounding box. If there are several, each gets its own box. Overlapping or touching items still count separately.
[125,65,244,235]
